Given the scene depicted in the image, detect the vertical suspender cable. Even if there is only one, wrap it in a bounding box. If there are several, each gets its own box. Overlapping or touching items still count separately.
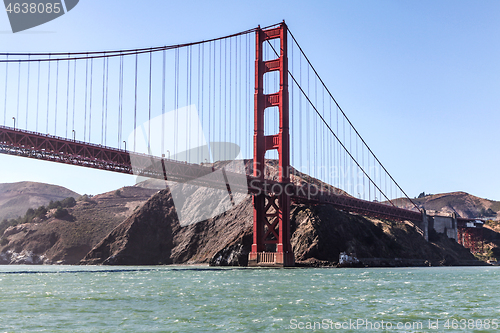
[349,125,352,194]
[223,39,226,158]
[329,96,333,187]
[208,42,212,153]
[290,37,294,180]
[313,71,317,179]
[16,61,21,127]
[161,49,166,156]
[246,34,250,159]
[213,41,216,150]
[321,84,324,182]
[46,54,51,133]
[214,41,222,150]
[117,54,121,147]
[3,54,8,125]
[298,54,302,173]
[197,43,201,162]
[16,60,21,126]
[83,56,88,141]
[72,59,76,137]
[189,45,193,162]
[134,53,138,152]
[186,45,190,162]
[54,59,59,135]
[235,36,239,157]
[26,55,31,129]
[174,48,179,157]
[343,115,346,191]
[88,57,93,142]
[355,131,358,196]
[36,60,40,131]
[306,66,313,176]
[104,57,109,146]
[236,35,240,160]
[118,53,124,148]
[66,55,71,138]
[362,139,365,199]
[100,56,105,145]
[228,38,232,156]
[148,49,152,154]
[379,162,382,201]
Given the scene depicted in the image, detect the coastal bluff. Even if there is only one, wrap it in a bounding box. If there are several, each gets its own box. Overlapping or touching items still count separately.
[80,187,478,267]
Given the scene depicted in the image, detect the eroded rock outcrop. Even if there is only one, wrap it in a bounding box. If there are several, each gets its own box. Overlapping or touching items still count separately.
[81,187,479,267]
[81,188,254,265]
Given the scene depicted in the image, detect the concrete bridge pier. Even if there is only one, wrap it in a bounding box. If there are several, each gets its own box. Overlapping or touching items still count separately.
[421,209,429,242]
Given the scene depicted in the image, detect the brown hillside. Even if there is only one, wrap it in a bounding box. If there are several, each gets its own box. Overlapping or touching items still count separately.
[395,192,499,220]
[0,181,80,221]
[0,186,157,264]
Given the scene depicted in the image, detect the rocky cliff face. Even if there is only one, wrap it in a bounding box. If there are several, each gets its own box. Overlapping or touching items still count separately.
[81,187,478,267]
[288,204,476,266]
[81,188,254,265]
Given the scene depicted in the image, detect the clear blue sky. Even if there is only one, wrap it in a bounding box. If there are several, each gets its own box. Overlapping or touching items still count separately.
[0,0,499,200]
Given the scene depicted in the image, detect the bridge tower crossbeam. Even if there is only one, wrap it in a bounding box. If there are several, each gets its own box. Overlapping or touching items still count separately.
[248,22,294,267]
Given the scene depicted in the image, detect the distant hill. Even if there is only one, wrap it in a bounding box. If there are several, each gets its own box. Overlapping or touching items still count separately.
[0,185,159,264]
[394,192,500,220]
[0,182,80,221]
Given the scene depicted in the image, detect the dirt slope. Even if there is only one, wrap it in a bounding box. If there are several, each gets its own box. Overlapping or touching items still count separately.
[395,192,500,220]
[0,186,157,264]
[0,181,80,221]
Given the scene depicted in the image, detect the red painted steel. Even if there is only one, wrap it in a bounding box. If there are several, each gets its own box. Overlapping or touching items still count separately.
[457,220,484,254]
[249,22,294,267]
[0,125,248,192]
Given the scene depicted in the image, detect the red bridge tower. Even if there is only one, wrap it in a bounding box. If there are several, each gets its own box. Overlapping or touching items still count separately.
[248,22,294,267]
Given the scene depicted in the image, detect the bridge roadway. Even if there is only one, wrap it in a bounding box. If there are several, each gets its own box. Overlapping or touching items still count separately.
[0,125,425,223]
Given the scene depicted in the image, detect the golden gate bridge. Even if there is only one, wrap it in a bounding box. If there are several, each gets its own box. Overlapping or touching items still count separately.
[0,22,477,266]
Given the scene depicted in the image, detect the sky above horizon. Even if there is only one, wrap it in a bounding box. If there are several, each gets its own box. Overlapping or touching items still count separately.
[0,0,499,200]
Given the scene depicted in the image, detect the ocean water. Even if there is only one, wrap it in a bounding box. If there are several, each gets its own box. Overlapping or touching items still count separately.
[0,265,498,332]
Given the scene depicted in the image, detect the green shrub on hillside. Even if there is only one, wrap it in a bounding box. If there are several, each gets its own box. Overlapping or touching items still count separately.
[53,207,68,219]
[0,197,76,237]
[61,197,76,208]
[78,194,94,202]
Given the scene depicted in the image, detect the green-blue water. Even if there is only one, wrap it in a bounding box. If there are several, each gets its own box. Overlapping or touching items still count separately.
[0,265,498,332]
